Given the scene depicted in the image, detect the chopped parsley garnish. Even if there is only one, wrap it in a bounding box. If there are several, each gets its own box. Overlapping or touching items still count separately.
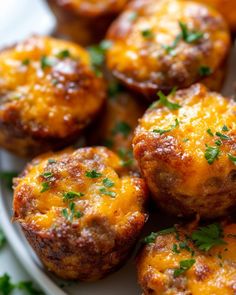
[56,49,70,59]
[63,191,84,201]
[172,243,180,254]
[22,58,30,66]
[199,66,212,77]
[41,172,53,178]
[118,148,134,167]
[191,223,226,251]
[0,171,18,190]
[108,81,123,98]
[222,125,229,132]
[206,128,214,136]
[0,273,44,295]
[215,132,231,140]
[112,121,131,138]
[40,56,55,70]
[103,178,114,188]
[174,259,196,277]
[182,138,189,143]
[157,90,181,110]
[204,145,220,165]
[162,34,181,54]
[88,40,112,76]
[99,188,116,198]
[179,21,204,43]
[153,118,179,135]
[40,182,50,193]
[228,153,236,165]
[62,202,83,222]
[85,170,102,178]
[215,140,222,146]
[48,158,56,164]
[141,29,154,39]
[143,227,176,244]
[0,228,6,250]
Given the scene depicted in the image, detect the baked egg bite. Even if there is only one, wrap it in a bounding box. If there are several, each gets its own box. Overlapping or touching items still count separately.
[133,84,236,218]
[87,81,147,170]
[47,0,130,45]
[192,0,236,32]
[13,147,148,280]
[0,36,106,157]
[137,222,236,295]
[106,0,230,98]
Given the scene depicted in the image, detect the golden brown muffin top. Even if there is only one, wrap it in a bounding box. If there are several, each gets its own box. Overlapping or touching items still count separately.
[53,0,129,17]
[134,84,236,196]
[0,36,106,139]
[106,0,230,94]
[138,223,236,295]
[13,147,148,234]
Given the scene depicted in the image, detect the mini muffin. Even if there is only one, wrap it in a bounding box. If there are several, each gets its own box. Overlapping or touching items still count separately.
[137,222,236,295]
[192,0,236,32]
[87,81,147,170]
[0,36,106,157]
[47,0,129,45]
[133,84,236,218]
[13,147,148,281]
[106,0,230,98]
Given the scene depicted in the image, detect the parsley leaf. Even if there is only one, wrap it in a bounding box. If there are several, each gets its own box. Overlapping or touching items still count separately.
[0,171,18,190]
[85,170,102,178]
[228,153,236,165]
[103,178,114,188]
[191,223,226,251]
[48,159,56,164]
[174,259,195,277]
[141,29,154,39]
[199,66,212,77]
[153,118,179,135]
[63,191,84,201]
[22,58,30,66]
[143,227,176,244]
[112,121,131,138]
[40,182,50,193]
[222,125,229,132]
[206,129,214,136]
[56,49,70,59]
[62,202,83,222]
[0,274,14,295]
[41,172,53,178]
[17,281,44,295]
[99,188,116,198]
[40,56,55,70]
[215,132,231,140]
[157,90,181,110]
[204,145,220,164]
[179,21,203,43]
[0,228,6,250]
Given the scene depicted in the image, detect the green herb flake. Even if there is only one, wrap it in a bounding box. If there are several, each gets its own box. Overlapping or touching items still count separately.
[222,125,229,132]
[141,29,154,39]
[112,121,131,138]
[85,170,102,178]
[40,182,50,193]
[153,118,179,135]
[0,273,15,295]
[157,90,181,110]
[40,56,55,70]
[191,223,227,251]
[143,227,176,244]
[199,66,212,77]
[62,202,83,222]
[204,145,220,165]
[172,243,180,254]
[215,140,222,146]
[179,21,204,43]
[99,188,116,198]
[22,58,30,66]
[215,132,231,140]
[228,153,236,165]
[162,34,181,54]
[182,138,189,143]
[174,259,196,277]
[48,158,57,164]
[0,229,6,250]
[206,129,214,137]
[56,49,70,59]
[0,171,18,190]
[63,191,85,201]
[41,172,53,178]
[103,178,114,188]
[17,281,44,295]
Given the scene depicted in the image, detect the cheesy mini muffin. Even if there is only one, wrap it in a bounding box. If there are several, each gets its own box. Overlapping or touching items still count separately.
[87,81,147,170]
[133,84,236,218]
[106,0,230,98]
[13,147,148,281]
[192,0,236,31]
[47,0,129,45]
[0,36,106,157]
[137,222,236,295]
